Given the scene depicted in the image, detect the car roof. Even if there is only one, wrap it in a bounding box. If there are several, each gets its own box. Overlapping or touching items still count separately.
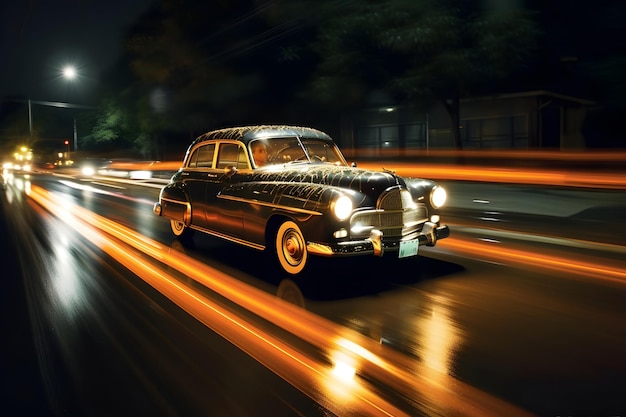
[192,125,332,147]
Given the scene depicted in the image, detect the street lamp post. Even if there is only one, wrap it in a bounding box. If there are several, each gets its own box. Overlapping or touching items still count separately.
[28,99,33,136]
[62,65,78,151]
[26,99,91,149]
[21,65,94,154]
[25,64,82,139]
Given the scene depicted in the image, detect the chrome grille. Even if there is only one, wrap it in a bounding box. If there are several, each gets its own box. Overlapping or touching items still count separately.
[350,188,428,239]
[378,189,403,210]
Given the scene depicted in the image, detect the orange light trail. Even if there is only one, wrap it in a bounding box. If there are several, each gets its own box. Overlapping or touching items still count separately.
[358,163,626,189]
[97,150,626,190]
[439,236,626,285]
[345,148,626,162]
[26,183,536,417]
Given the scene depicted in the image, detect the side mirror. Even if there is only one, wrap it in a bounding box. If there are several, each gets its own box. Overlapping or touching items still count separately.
[351,162,357,168]
[224,166,238,178]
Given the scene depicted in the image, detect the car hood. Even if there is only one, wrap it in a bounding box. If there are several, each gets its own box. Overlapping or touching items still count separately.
[251,164,405,195]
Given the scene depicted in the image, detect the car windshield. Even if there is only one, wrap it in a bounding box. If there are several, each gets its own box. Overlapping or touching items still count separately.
[250,137,347,167]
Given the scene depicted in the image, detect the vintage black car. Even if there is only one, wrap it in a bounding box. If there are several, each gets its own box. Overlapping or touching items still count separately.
[154,125,450,275]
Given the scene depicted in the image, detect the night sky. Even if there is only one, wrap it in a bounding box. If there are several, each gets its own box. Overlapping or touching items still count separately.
[0,0,155,104]
[1,1,624,124]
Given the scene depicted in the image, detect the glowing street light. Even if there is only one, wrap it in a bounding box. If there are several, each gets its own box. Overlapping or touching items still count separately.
[62,65,77,80]
[15,64,93,158]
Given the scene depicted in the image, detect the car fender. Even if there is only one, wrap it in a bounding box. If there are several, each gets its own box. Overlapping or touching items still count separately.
[404,178,439,209]
[159,182,191,224]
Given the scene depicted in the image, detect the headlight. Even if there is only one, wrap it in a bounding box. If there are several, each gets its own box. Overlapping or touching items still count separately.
[430,186,447,208]
[332,195,353,221]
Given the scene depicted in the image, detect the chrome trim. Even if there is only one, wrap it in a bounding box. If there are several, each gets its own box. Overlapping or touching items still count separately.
[190,225,265,251]
[350,187,428,239]
[370,229,383,257]
[183,201,192,226]
[306,223,449,257]
[421,222,436,245]
[218,194,323,216]
[350,206,428,239]
[161,196,186,205]
[307,242,334,256]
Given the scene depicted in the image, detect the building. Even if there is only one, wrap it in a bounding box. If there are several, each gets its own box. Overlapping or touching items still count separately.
[340,90,594,154]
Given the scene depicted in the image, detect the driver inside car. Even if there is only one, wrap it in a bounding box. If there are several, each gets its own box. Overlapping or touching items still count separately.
[251,141,268,167]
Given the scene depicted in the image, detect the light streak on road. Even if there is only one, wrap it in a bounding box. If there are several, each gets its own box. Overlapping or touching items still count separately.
[26,184,535,417]
[438,237,626,285]
[58,179,156,206]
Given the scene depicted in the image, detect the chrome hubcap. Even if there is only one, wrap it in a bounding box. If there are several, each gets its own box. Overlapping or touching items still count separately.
[283,230,303,265]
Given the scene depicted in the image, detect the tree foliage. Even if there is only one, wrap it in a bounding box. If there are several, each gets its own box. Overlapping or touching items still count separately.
[81,97,137,153]
[93,0,540,151]
[296,0,539,147]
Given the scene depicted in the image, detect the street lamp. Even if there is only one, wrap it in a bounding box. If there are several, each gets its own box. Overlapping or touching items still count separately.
[62,65,78,151]
[24,64,89,149]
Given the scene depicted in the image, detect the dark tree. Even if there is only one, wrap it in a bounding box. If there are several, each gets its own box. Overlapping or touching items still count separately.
[123,0,314,135]
[296,0,539,148]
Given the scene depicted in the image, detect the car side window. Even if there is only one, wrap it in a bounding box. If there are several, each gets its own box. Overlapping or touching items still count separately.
[187,149,199,168]
[217,143,248,169]
[197,144,215,168]
[187,143,215,168]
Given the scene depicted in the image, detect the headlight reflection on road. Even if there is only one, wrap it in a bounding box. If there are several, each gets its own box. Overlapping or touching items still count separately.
[419,300,462,383]
[27,184,535,417]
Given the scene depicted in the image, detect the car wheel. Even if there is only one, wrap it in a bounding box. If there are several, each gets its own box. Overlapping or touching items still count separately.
[275,220,308,275]
[170,219,192,239]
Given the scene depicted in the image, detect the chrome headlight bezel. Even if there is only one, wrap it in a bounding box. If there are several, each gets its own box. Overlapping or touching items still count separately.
[430,185,447,209]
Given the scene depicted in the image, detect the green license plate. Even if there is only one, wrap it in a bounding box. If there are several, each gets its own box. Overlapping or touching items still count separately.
[399,239,419,258]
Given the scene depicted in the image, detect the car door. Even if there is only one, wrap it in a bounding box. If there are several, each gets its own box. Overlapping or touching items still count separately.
[204,141,250,237]
[181,142,215,229]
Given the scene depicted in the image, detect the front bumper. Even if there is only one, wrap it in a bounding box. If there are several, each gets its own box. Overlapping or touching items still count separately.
[307,222,450,257]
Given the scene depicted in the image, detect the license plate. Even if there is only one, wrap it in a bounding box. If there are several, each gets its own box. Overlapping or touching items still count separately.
[399,239,419,258]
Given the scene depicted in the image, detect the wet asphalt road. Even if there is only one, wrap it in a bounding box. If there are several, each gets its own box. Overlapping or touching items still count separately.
[2,171,625,416]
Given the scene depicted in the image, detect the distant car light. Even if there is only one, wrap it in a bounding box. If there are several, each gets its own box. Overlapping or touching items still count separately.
[332,195,353,220]
[130,170,152,180]
[81,166,96,176]
[430,186,447,208]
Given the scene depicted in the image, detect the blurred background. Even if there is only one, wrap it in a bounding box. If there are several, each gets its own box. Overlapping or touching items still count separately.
[1,0,625,164]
